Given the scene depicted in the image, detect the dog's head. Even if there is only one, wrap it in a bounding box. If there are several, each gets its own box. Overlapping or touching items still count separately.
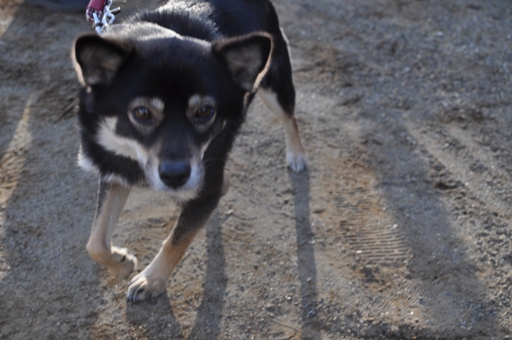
[73,23,272,200]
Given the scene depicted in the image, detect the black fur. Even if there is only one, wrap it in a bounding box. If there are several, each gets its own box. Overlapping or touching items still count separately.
[75,0,294,199]
[73,0,283,245]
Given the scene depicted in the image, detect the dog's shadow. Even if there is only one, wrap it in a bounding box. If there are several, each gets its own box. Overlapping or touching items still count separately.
[187,171,319,339]
[289,170,322,340]
[188,212,227,338]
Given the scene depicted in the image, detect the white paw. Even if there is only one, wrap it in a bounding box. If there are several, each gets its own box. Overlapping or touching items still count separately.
[126,271,167,303]
[109,247,137,279]
[287,151,308,172]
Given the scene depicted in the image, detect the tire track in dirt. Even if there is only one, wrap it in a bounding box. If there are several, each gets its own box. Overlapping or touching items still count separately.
[358,107,500,334]
[404,118,512,331]
[301,93,412,269]
[290,91,425,333]
[411,122,512,220]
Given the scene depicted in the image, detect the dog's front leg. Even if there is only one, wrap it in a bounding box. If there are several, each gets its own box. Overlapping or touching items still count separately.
[86,180,136,279]
[126,196,219,303]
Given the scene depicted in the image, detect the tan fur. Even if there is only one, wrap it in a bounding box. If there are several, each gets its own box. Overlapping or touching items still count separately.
[127,226,203,301]
[86,182,136,278]
[87,180,215,302]
[258,89,307,171]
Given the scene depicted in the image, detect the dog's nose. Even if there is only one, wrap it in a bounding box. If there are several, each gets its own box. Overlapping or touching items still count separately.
[158,160,191,189]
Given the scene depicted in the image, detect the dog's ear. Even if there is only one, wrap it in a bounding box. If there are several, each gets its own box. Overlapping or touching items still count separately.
[213,32,273,92]
[73,34,132,86]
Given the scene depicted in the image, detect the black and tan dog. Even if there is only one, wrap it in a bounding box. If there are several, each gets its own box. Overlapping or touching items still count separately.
[72,0,306,303]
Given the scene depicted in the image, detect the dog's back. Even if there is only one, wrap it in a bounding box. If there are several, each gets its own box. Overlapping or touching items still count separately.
[138,0,280,38]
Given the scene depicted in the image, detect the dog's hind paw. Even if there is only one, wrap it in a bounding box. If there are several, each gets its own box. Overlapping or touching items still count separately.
[287,151,308,172]
[126,272,167,303]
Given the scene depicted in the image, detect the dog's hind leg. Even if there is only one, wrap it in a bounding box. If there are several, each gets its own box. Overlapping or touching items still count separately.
[258,31,307,172]
[258,86,307,172]
[126,195,219,303]
[86,180,136,278]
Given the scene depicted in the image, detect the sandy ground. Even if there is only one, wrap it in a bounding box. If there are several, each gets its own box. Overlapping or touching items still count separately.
[1,0,512,339]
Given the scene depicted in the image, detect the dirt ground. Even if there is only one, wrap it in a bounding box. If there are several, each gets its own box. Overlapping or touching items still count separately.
[1,0,511,338]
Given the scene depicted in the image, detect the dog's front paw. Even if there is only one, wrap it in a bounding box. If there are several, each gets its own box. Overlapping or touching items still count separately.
[287,151,307,172]
[126,271,167,303]
[109,247,137,279]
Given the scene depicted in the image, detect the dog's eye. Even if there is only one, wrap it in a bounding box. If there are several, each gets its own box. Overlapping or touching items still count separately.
[193,105,216,124]
[132,106,153,124]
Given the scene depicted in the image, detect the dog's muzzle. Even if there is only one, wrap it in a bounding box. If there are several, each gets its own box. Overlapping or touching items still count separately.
[158,160,191,189]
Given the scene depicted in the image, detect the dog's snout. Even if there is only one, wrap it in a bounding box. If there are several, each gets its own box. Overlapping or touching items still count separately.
[158,160,191,189]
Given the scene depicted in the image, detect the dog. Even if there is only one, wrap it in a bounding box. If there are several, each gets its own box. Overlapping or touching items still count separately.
[72,0,306,303]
